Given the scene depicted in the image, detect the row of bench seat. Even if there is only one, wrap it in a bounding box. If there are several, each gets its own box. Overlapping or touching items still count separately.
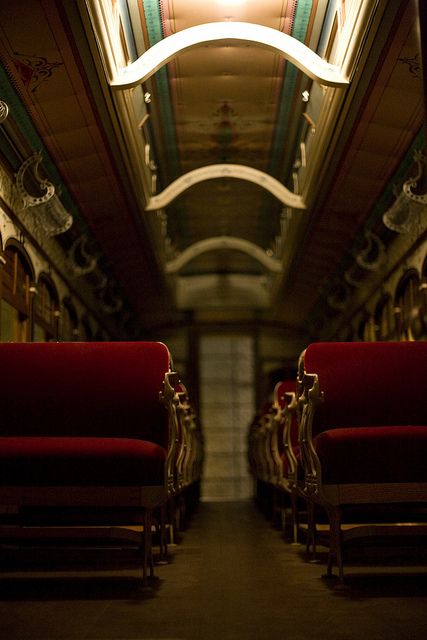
[248,341,427,584]
[0,341,203,586]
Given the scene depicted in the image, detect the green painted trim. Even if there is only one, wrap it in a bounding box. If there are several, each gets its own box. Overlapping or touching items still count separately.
[270,0,312,177]
[142,0,180,178]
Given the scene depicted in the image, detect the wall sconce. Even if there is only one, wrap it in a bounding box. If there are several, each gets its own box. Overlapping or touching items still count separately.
[0,100,9,123]
[69,234,99,276]
[327,282,350,310]
[16,153,73,236]
[40,193,73,236]
[383,150,427,233]
[97,280,123,314]
[355,230,385,271]
[343,230,385,288]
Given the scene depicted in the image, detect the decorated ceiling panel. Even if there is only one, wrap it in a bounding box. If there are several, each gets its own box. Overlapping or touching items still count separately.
[0,0,425,337]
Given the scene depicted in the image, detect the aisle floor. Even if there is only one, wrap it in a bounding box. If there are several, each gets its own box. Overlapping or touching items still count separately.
[1,500,427,639]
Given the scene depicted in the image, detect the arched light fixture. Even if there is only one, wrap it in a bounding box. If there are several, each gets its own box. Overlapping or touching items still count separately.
[145,164,305,211]
[110,22,348,89]
[165,236,282,274]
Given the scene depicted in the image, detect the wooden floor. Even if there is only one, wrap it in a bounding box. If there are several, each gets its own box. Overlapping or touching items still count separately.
[1,500,427,639]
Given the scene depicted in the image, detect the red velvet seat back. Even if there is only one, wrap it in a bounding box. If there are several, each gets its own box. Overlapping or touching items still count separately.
[274,380,295,410]
[0,342,171,447]
[303,342,427,436]
[274,379,298,449]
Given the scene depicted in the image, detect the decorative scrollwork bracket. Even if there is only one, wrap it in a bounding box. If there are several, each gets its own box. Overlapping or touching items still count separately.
[69,235,99,276]
[16,153,73,236]
[16,153,55,208]
[0,100,9,123]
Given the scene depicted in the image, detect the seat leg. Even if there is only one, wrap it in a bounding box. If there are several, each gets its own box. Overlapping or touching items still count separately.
[290,491,300,544]
[326,506,344,584]
[173,494,182,532]
[279,492,289,534]
[157,503,169,564]
[168,498,175,545]
[272,487,281,526]
[142,509,153,587]
[306,499,317,560]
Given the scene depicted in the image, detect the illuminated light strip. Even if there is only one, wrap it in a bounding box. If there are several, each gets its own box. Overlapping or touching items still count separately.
[110,22,348,89]
[145,164,306,210]
[165,236,282,274]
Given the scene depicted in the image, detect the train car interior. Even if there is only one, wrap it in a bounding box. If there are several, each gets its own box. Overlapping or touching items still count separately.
[0,0,426,638]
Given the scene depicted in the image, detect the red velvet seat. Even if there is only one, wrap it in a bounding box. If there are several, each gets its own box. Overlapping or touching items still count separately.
[247,401,278,517]
[248,401,274,484]
[167,381,203,534]
[259,380,301,538]
[0,437,167,486]
[314,426,427,484]
[269,381,299,489]
[0,341,179,585]
[299,341,427,583]
[274,380,298,454]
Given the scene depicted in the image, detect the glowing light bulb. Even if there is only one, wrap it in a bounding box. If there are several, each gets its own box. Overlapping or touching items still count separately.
[217,0,247,6]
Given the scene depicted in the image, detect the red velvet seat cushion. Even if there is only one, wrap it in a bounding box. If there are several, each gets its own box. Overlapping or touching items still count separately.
[314,426,427,484]
[0,437,167,486]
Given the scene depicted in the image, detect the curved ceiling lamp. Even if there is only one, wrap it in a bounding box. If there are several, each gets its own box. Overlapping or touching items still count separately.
[110,22,349,90]
[146,164,306,210]
[165,236,282,274]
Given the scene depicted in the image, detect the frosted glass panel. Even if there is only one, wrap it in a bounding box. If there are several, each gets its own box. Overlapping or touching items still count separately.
[200,334,255,500]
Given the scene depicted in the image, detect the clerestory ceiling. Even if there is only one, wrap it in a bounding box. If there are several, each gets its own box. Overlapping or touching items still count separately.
[0,0,425,339]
